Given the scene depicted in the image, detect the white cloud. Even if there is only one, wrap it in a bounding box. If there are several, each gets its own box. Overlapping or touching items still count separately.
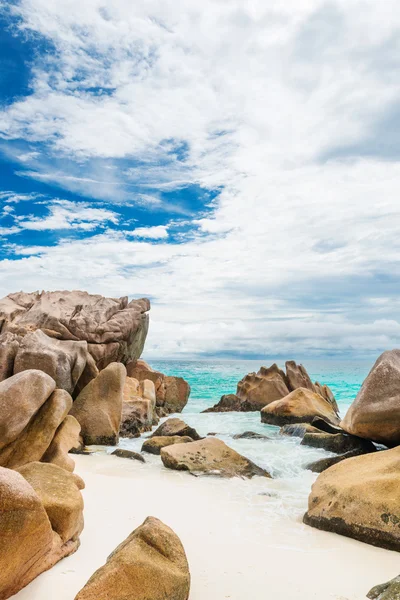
[1,1,400,356]
[128,225,169,239]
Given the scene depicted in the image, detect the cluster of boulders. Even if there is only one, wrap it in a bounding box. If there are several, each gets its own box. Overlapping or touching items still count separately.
[0,290,193,600]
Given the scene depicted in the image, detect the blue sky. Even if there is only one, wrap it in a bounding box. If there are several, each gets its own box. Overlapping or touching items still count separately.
[1,0,400,358]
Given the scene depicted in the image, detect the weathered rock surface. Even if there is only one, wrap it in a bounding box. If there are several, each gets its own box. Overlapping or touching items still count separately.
[202,394,244,413]
[232,431,270,440]
[13,329,88,395]
[301,431,376,454]
[0,370,56,451]
[127,359,190,414]
[204,360,338,414]
[261,387,340,426]
[368,575,400,599]
[17,462,84,544]
[111,449,146,463]
[341,350,400,447]
[120,377,157,438]
[161,437,271,478]
[306,448,371,473]
[0,388,72,469]
[0,467,79,600]
[304,446,400,550]
[142,435,193,455]
[41,415,81,472]
[151,418,201,441]
[70,362,126,445]
[279,422,323,438]
[74,516,190,600]
[0,332,19,382]
[0,290,150,367]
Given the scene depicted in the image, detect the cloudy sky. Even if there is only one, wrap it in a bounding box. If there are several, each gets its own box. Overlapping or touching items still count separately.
[0,0,399,358]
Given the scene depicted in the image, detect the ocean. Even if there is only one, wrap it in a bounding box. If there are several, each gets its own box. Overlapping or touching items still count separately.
[118,357,372,512]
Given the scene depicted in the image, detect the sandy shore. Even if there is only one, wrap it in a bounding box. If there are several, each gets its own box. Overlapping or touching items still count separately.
[14,452,399,600]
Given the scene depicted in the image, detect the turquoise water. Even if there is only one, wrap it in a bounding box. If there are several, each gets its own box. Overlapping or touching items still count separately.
[148,358,371,415]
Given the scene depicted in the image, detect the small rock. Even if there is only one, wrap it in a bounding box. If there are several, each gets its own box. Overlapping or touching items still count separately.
[142,436,193,455]
[233,431,270,440]
[301,432,376,454]
[151,418,201,441]
[367,575,400,599]
[305,448,371,473]
[279,423,323,438]
[111,449,146,463]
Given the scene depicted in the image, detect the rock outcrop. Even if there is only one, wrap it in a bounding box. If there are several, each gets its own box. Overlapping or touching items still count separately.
[70,362,126,446]
[120,377,157,438]
[151,417,201,441]
[74,517,190,600]
[204,360,338,414]
[341,350,400,447]
[127,359,190,414]
[368,575,400,599]
[304,446,400,550]
[261,387,340,426]
[0,466,80,600]
[161,437,271,478]
[142,435,193,455]
[16,462,85,545]
[0,370,80,470]
[0,291,150,392]
[301,431,376,454]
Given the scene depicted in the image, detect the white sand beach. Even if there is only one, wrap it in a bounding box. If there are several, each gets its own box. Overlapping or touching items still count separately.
[14,452,400,600]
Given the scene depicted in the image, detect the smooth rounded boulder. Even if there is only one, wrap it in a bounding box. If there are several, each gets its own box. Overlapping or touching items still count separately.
[151,417,201,441]
[261,387,340,426]
[0,370,56,451]
[70,362,126,445]
[142,435,193,455]
[341,350,400,447]
[161,437,271,478]
[74,516,190,600]
[304,446,400,551]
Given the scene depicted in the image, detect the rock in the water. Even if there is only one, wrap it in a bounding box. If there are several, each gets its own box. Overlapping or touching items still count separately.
[70,362,126,445]
[0,388,72,469]
[161,437,271,478]
[151,418,201,441]
[261,387,340,427]
[142,435,193,455]
[111,449,146,463]
[301,431,376,454]
[0,466,79,600]
[233,431,270,440]
[127,359,190,414]
[285,360,315,392]
[304,446,400,551]
[311,417,344,435]
[202,394,245,413]
[0,370,56,451]
[236,364,290,410]
[17,461,84,544]
[74,516,190,600]
[13,329,88,395]
[341,350,400,447]
[279,423,323,438]
[41,415,81,472]
[0,290,150,370]
[120,377,157,438]
[305,448,372,473]
[368,575,400,599]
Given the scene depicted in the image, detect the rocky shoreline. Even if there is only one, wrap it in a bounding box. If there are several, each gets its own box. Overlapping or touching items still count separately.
[0,290,399,599]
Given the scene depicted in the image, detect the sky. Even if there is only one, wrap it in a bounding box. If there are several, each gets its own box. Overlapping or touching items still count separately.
[0,0,400,359]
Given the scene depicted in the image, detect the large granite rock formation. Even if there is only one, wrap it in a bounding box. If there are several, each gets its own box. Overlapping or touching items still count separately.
[0,370,80,470]
[120,377,157,438]
[0,466,81,600]
[304,446,400,551]
[0,291,150,392]
[161,437,271,478]
[70,362,126,446]
[127,359,190,414]
[75,517,190,600]
[204,360,338,414]
[341,350,400,447]
[261,387,340,426]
